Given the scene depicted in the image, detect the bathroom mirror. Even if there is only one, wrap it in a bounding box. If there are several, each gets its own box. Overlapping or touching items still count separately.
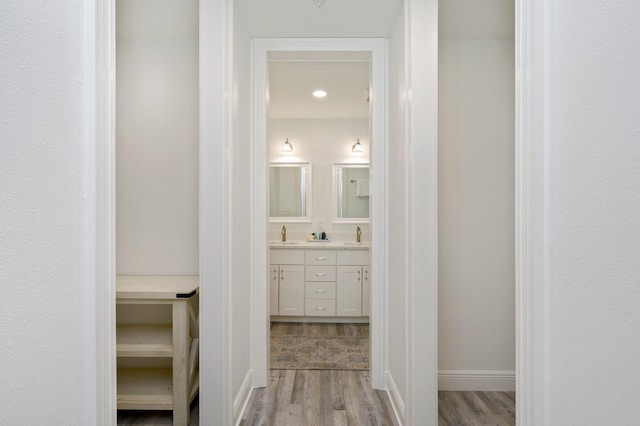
[270,163,311,222]
[333,163,370,223]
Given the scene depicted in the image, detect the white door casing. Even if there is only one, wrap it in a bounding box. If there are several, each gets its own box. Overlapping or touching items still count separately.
[250,38,388,390]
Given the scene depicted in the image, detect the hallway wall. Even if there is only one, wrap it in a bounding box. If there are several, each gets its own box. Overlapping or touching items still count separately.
[544,0,640,423]
[437,37,515,387]
[0,1,91,424]
[116,0,199,275]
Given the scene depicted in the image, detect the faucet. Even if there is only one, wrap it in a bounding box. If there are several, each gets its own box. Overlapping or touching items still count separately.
[356,226,361,243]
[281,225,287,242]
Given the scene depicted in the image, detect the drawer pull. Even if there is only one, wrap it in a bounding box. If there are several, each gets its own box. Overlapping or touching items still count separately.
[316,256,326,261]
[315,273,326,277]
[316,289,327,294]
[316,307,326,311]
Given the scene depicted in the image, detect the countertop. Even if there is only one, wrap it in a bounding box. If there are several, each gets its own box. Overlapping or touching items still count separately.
[270,240,370,250]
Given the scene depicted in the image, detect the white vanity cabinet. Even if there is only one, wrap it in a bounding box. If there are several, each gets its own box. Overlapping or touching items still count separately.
[336,266,363,316]
[304,250,337,316]
[362,266,370,316]
[276,265,305,315]
[270,249,305,316]
[270,246,369,320]
[336,250,370,317]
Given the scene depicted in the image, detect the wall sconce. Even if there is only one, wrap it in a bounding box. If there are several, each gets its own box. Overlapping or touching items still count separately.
[282,138,293,153]
[352,139,363,153]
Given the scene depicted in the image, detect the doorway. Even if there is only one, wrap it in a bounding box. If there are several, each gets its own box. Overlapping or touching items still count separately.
[250,39,388,390]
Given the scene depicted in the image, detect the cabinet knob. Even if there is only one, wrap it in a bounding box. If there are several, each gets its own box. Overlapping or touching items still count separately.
[358,270,361,281]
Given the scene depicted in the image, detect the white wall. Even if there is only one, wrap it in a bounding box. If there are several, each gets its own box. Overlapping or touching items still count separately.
[0,1,92,424]
[544,0,640,423]
[438,35,515,386]
[269,118,370,242]
[116,0,199,275]
[386,3,408,415]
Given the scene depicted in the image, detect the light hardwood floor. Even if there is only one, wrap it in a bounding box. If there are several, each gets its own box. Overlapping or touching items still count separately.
[270,321,369,337]
[241,369,397,426]
[119,322,515,425]
[439,391,515,426]
[118,389,516,425]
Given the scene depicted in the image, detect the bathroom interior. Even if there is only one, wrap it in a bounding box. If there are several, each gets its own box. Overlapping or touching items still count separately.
[267,54,373,370]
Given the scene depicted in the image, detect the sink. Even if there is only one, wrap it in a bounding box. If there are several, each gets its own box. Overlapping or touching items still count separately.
[270,241,300,245]
[343,242,364,246]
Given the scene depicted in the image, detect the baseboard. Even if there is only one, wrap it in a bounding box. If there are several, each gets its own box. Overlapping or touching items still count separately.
[233,370,254,426]
[385,371,405,425]
[438,370,515,391]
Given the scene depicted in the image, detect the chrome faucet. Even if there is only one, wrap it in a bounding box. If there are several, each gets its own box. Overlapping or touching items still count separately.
[281,225,287,242]
[356,226,361,243]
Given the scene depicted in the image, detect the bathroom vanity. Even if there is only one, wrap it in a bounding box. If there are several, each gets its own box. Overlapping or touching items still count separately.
[270,242,370,322]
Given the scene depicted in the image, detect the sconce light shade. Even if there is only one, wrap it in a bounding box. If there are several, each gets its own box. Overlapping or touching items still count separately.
[352,138,363,153]
[282,138,293,153]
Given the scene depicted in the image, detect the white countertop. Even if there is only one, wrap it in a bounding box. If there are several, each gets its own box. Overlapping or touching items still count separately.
[269,240,369,249]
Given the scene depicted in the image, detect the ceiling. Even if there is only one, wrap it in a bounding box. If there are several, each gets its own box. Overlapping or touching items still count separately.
[235,0,402,38]
[247,0,513,119]
[269,59,370,119]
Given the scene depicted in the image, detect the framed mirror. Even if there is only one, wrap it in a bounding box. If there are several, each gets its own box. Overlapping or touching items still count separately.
[269,162,311,222]
[333,163,370,223]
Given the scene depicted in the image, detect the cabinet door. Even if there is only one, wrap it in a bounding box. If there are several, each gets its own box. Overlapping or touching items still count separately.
[269,265,279,316]
[336,266,362,316]
[278,265,305,316]
[362,266,370,317]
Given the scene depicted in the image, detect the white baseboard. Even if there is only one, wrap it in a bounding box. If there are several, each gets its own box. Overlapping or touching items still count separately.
[233,370,254,426]
[385,371,405,425]
[438,370,515,391]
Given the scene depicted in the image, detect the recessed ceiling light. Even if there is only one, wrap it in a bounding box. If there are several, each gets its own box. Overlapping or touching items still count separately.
[313,90,327,98]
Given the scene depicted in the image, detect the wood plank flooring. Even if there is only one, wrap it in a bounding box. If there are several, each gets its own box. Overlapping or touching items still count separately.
[117,390,515,425]
[240,369,397,426]
[270,322,369,337]
[118,322,516,425]
[439,391,515,426]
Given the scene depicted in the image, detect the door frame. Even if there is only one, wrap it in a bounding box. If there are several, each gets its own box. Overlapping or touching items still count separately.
[250,38,388,390]
[92,0,232,423]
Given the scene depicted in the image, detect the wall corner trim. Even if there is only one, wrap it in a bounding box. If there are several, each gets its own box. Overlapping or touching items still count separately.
[233,370,255,426]
[438,370,516,392]
[386,371,406,425]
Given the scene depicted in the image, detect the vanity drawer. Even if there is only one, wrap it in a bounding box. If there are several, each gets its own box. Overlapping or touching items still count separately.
[305,282,336,299]
[305,266,336,282]
[305,299,336,316]
[270,249,305,265]
[305,250,337,265]
[337,250,369,266]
